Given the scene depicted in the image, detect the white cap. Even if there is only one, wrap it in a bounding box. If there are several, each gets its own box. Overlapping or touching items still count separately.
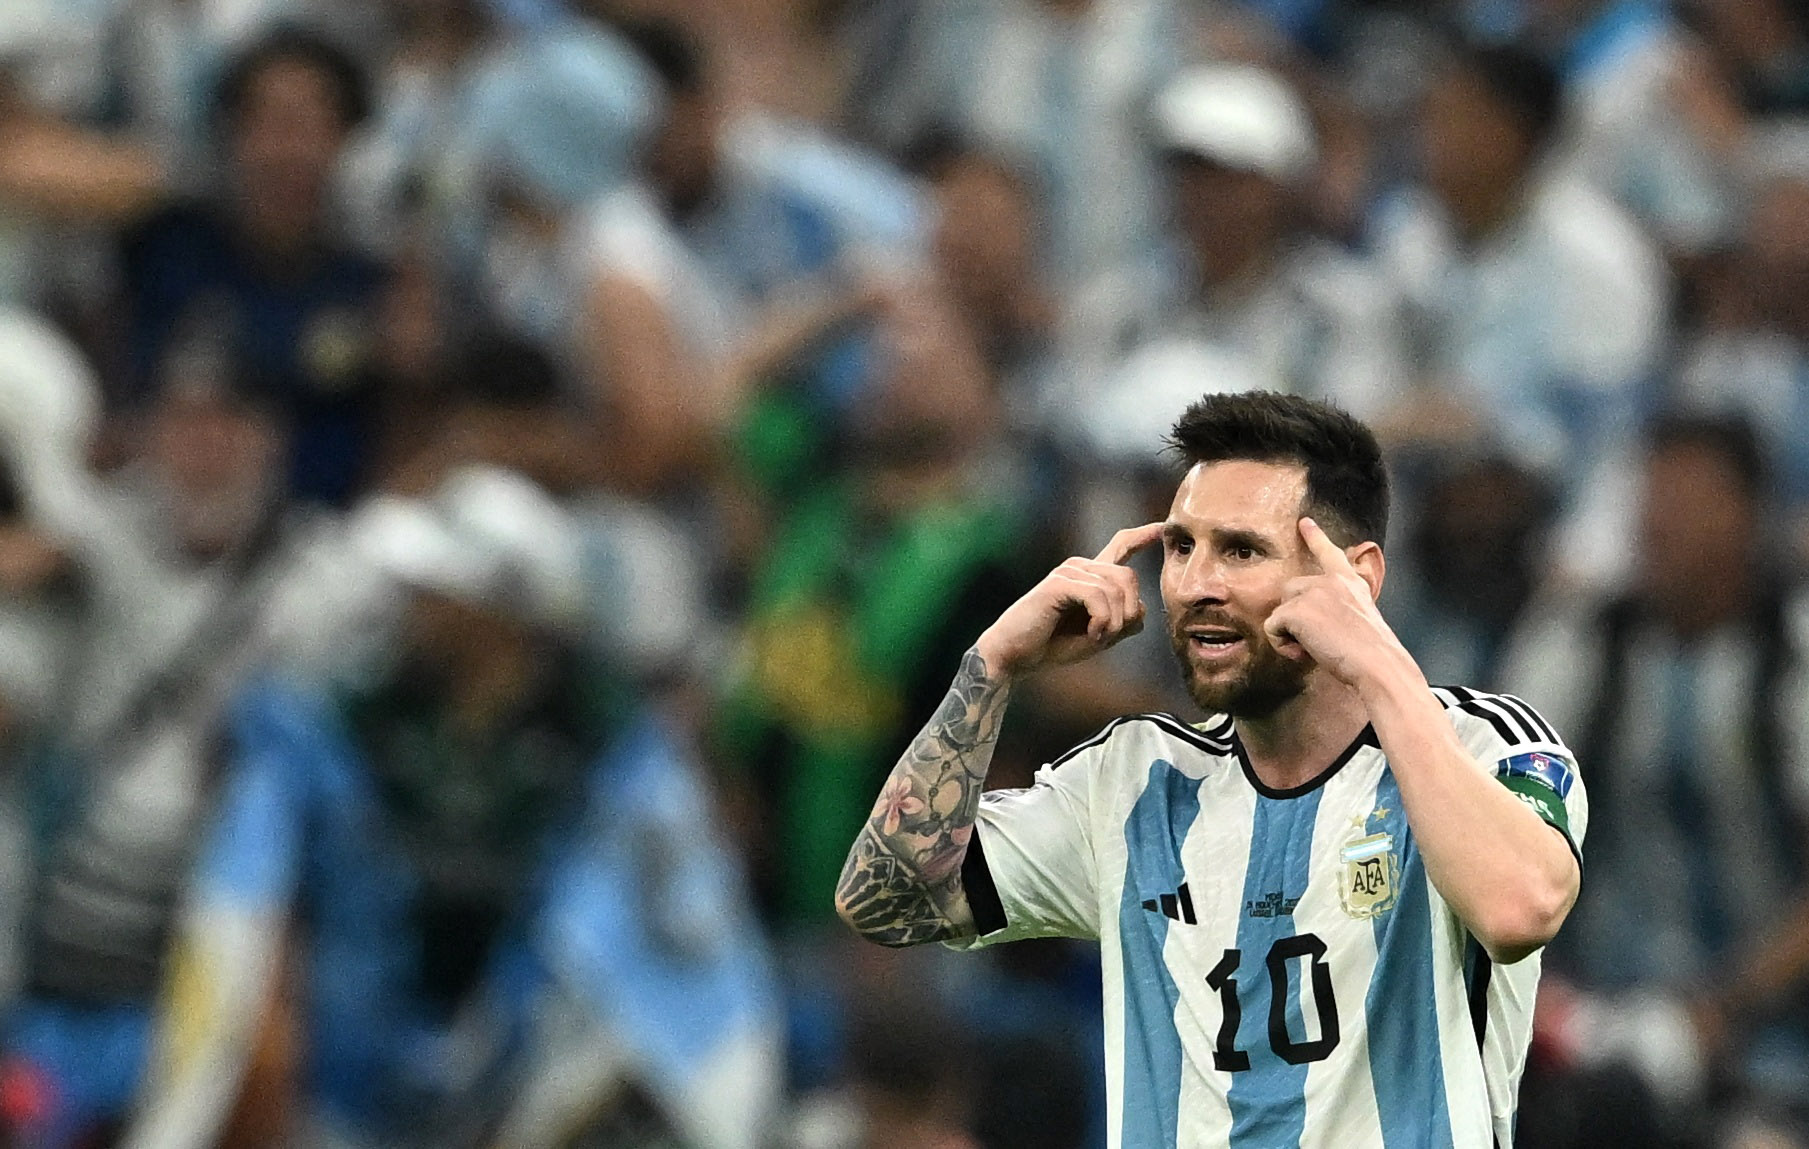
[351,467,586,632]
[1074,337,1271,465]
[1153,64,1317,183]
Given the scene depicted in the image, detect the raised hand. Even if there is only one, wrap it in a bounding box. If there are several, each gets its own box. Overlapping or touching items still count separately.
[1261,517,1402,688]
[975,523,1165,679]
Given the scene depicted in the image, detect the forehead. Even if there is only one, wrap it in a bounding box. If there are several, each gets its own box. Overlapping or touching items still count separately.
[1169,459,1308,533]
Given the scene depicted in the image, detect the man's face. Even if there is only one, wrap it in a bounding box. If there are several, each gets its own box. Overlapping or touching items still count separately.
[1169,157,1290,288]
[228,56,349,249]
[1420,69,1530,211]
[1160,459,1316,717]
[932,157,1043,329]
[145,391,284,558]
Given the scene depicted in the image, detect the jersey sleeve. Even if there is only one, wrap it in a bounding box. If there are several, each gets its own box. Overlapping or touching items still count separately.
[947,735,1110,949]
[1436,687,1589,864]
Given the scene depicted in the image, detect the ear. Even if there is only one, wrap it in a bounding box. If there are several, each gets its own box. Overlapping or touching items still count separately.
[1348,541,1385,602]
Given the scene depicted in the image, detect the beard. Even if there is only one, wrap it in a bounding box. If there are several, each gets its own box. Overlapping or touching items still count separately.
[1168,608,1311,719]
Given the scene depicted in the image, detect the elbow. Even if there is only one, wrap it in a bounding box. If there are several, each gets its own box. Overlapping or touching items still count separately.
[832,893,918,949]
[1473,875,1579,965]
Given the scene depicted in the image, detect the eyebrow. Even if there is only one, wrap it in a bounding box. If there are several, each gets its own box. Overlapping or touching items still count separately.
[1210,527,1272,552]
[1161,523,1276,552]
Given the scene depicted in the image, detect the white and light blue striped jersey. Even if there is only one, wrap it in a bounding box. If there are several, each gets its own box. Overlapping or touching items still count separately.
[957,687,1587,1149]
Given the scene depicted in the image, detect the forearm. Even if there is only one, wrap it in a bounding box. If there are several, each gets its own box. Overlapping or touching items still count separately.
[834,647,1011,946]
[1360,651,1579,963]
[0,119,167,222]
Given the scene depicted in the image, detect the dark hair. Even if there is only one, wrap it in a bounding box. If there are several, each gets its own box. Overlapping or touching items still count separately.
[1166,391,1390,547]
[617,17,705,97]
[1458,43,1563,153]
[213,26,371,135]
[1646,409,1769,502]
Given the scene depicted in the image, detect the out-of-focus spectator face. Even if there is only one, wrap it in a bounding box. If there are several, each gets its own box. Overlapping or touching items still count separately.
[1637,437,1759,611]
[1743,176,1809,337]
[850,282,997,496]
[399,588,533,694]
[144,388,285,560]
[1422,67,1532,217]
[226,54,354,253]
[1169,156,1291,288]
[1410,457,1554,626]
[932,154,1049,342]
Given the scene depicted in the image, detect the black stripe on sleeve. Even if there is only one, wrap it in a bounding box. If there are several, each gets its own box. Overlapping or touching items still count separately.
[1496,693,1560,744]
[1048,716,1132,769]
[962,823,1008,936]
[1471,696,1539,744]
[1458,700,1522,747]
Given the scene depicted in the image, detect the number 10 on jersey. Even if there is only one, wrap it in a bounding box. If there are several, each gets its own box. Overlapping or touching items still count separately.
[1204,933,1341,1070]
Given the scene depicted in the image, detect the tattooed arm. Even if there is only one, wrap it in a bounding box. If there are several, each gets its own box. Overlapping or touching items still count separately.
[833,647,1010,945]
[835,524,1165,947]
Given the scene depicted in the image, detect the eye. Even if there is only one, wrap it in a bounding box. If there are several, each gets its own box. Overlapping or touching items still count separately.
[1226,543,1258,561]
[1166,534,1193,557]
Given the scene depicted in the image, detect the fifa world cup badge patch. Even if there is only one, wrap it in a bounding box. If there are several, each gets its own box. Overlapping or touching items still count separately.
[1340,827,1399,919]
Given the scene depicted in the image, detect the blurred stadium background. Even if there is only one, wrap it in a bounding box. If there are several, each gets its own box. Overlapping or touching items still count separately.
[0,0,1807,1145]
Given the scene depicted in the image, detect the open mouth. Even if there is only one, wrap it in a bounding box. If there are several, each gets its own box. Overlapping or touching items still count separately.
[1186,627,1246,658]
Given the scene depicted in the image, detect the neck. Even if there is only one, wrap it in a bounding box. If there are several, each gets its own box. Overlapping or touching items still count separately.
[1233,674,1372,792]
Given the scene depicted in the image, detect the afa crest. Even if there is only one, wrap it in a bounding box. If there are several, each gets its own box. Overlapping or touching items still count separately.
[1339,829,1399,919]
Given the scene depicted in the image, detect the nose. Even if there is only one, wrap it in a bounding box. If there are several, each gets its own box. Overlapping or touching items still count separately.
[1167,548,1228,609]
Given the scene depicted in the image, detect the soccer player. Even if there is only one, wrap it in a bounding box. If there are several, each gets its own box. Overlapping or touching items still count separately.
[835,391,1585,1147]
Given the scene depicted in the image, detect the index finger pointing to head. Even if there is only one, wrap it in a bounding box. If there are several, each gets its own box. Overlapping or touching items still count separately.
[1299,517,1356,573]
[1095,522,1166,566]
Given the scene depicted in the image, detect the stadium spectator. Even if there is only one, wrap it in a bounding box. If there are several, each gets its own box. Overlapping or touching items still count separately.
[714,275,1034,930]
[841,0,1185,295]
[137,468,780,1149]
[0,311,386,1148]
[907,134,1057,430]
[1500,412,1809,1145]
[115,27,387,508]
[1064,62,1408,433]
[619,18,930,423]
[1534,0,1745,256]
[1390,453,1559,689]
[1676,122,1809,559]
[1369,41,1667,588]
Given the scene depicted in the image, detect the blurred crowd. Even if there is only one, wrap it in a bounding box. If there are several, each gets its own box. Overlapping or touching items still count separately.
[1,0,1808,1145]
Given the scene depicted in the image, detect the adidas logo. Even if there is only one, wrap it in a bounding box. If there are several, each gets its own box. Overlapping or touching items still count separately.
[1141,882,1198,924]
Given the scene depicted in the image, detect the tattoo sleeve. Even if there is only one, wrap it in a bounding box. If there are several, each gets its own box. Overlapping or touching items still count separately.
[834,646,1011,946]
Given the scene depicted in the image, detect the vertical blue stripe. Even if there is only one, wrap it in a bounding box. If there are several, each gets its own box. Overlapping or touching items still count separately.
[1118,760,1203,1149]
[1364,767,1454,1148]
[1226,788,1325,1147]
